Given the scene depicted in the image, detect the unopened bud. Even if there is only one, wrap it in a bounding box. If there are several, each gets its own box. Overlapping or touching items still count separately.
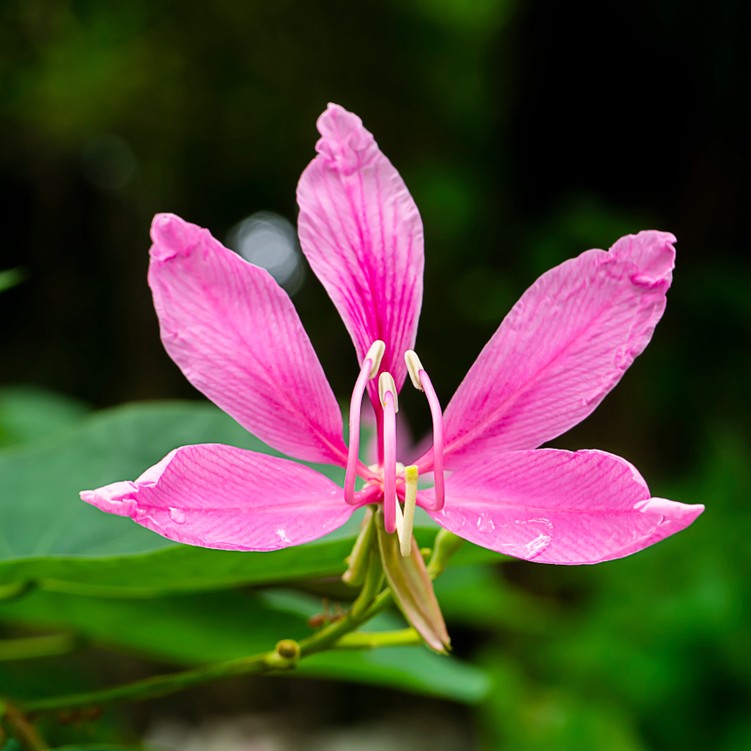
[275,639,301,661]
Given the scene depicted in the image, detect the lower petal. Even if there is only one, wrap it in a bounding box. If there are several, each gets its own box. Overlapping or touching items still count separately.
[425,449,703,564]
[81,444,353,551]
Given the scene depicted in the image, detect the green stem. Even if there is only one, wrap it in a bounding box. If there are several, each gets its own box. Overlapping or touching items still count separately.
[0,580,34,602]
[0,633,78,662]
[18,650,290,716]
[342,507,376,586]
[2,703,49,750]
[300,589,392,657]
[12,560,394,718]
[334,628,421,649]
[350,547,383,618]
[427,529,464,579]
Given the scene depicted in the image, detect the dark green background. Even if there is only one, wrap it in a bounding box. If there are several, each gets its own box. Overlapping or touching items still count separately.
[1,1,749,749]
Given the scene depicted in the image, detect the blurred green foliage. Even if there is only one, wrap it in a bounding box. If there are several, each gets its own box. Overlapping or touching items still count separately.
[1,0,749,748]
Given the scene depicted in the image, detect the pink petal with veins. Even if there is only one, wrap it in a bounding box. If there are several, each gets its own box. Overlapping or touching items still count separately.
[80,444,354,551]
[424,449,703,564]
[297,103,424,393]
[431,231,676,470]
[149,213,347,466]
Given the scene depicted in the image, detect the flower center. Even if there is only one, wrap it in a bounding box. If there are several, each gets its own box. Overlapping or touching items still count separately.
[344,342,445,557]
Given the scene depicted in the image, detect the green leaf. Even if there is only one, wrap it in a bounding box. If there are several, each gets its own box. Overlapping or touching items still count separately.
[0,590,307,660]
[299,646,489,703]
[0,399,330,559]
[0,400,496,595]
[435,565,555,632]
[0,387,89,448]
[0,588,490,704]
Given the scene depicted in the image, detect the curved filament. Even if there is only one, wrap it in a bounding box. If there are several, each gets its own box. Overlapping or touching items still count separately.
[404,350,445,512]
[345,341,385,505]
[419,370,445,511]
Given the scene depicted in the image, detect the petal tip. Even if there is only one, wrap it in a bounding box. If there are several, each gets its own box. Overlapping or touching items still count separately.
[612,230,676,286]
[80,482,138,518]
[637,497,705,529]
[315,103,375,174]
[150,213,195,261]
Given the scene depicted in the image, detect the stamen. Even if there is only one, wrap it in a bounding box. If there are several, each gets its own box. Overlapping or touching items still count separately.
[380,373,398,534]
[344,341,385,505]
[404,350,445,512]
[396,465,419,556]
[366,340,386,378]
[405,350,424,391]
[378,372,398,413]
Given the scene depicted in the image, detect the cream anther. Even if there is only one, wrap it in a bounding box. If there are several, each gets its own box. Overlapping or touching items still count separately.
[365,340,386,378]
[404,350,424,391]
[378,372,398,413]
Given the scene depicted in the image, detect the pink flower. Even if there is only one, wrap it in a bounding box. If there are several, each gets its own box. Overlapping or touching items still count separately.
[81,104,703,565]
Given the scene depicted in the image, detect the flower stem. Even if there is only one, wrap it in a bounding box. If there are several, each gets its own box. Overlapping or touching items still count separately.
[2,527,455,727]
[1,702,50,750]
[342,506,376,586]
[0,580,35,602]
[0,633,79,662]
[18,650,288,715]
[427,529,464,579]
[11,561,394,719]
[334,628,421,649]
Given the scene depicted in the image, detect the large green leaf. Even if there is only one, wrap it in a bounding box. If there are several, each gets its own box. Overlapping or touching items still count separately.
[0,588,490,704]
[0,400,306,560]
[0,387,90,448]
[0,401,497,595]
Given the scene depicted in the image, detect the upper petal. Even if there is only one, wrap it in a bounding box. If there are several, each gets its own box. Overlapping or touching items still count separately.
[424,449,703,564]
[432,231,676,469]
[149,213,347,466]
[297,104,424,392]
[81,443,354,551]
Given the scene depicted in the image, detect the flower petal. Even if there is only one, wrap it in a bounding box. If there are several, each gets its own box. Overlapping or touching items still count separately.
[80,444,354,551]
[424,449,703,564]
[433,231,676,469]
[297,103,424,391]
[149,213,347,466]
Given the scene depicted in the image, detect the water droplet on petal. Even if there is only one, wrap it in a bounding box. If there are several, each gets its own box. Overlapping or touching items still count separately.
[445,509,467,530]
[168,507,186,524]
[518,517,553,559]
[275,527,292,544]
[476,512,496,533]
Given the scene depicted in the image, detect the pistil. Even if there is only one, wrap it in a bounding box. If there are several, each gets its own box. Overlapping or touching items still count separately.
[397,464,419,556]
[344,340,385,505]
[379,371,398,534]
[405,350,445,511]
